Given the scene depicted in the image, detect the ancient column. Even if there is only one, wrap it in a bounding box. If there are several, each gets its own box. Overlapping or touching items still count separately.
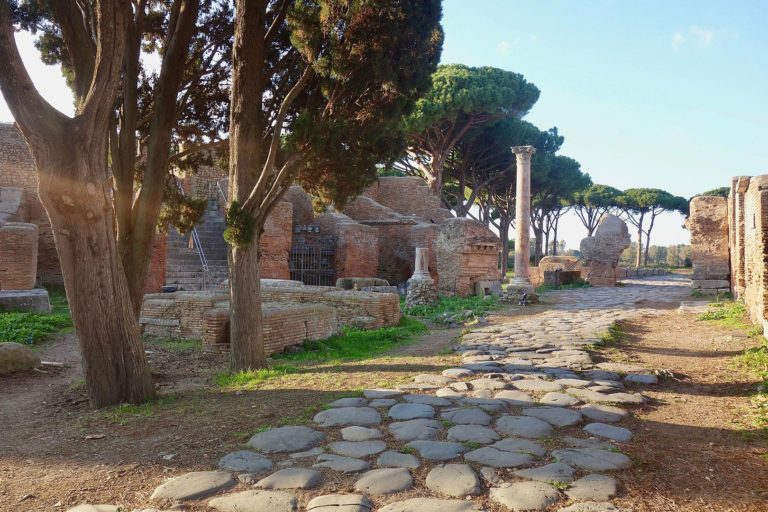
[510,145,536,291]
[413,247,430,278]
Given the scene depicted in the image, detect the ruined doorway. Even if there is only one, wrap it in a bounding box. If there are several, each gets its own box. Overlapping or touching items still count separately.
[290,230,336,286]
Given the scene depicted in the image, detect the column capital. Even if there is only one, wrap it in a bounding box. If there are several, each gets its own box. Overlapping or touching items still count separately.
[511,145,537,155]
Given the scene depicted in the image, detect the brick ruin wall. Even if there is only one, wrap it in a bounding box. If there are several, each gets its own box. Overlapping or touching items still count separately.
[362,176,453,224]
[728,176,768,332]
[261,201,293,279]
[140,283,400,348]
[688,196,730,292]
[0,222,38,290]
[436,218,501,296]
[0,124,61,284]
[315,212,378,279]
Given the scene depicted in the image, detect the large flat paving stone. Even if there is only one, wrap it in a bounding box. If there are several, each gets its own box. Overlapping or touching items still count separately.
[512,380,563,393]
[414,374,455,386]
[354,468,413,495]
[491,438,547,457]
[248,426,325,453]
[443,368,474,378]
[566,474,617,501]
[425,464,480,497]
[377,450,420,468]
[514,462,575,483]
[442,407,491,425]
[150,471,235,501]
[464,447,533,468]
[550,448,631,471]
[490,481,561,511]
[389,418,443,441]
[446,424,500,444]
[579,403,627,423]
[363,389,405,399]
[403,394,453,406]
[540,392,581,407]
[378,498,481,512]
[388,403,435,420]
[494,390,536,406]
[328,440,387,457]
[341,426,382,441]
[460,397,507,412]
[406,440,466,461]
[255,468,321,489]
[522,406,583,427]
[328,397,369,408]
[314,407,382,427]
[218,450,273,473]
[65,507,119,512]
[307,494,372,512]
[557,502,619,512]
[470,378,508,390]
[313,454,370,473]
[496,415,553,438]
[208,490,297,512]
[583,422,632,442]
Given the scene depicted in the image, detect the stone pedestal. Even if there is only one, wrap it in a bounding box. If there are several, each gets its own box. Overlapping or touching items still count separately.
[406,247,437,307]
[509,146,536,294]
[0,289,51,313]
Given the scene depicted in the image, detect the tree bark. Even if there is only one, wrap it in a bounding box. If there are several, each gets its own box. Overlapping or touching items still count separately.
[229,233,265,370]
[38,128,156,407]
[499,214,510,279]
[635,212,644,269]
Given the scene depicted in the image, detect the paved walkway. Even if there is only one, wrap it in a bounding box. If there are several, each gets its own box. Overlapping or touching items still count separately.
[71,275,692,512]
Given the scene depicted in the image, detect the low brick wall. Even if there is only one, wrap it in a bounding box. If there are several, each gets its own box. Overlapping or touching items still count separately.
[0,222,38,290]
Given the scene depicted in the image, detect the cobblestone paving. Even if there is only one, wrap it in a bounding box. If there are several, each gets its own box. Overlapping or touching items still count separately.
[71,276,691,512]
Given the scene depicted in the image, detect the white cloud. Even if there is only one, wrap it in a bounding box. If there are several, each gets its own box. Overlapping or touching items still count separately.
[672,26,716,51]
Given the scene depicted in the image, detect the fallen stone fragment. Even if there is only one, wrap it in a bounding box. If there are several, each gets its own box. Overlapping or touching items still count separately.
[378,498,481,512]
[406,440,466,461]
[583,422,632,442]
[328,440,387,458]
[255,468,321,489]
[208,490,298,512]
[150,471,235,501]
[496,415,553,438]
[514,462,575,483]
[0,342,40,375]
[566,474,617,502]
[425,464,480,497]
[354,468,413,495]
[307,494,372,512]
[248,426,325,453]
[376,450,420,468]
[313,407,382,427]
[217,450,272,473]
[313,454,370,473]
[490,481,561,511]
[550,448,631,471]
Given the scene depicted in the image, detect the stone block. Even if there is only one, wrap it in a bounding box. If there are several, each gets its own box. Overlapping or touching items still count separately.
[336,277,390,290]
[474,280,502,297]
[0,342,41,374]
[690,280,730,289]
[0,289,51,313]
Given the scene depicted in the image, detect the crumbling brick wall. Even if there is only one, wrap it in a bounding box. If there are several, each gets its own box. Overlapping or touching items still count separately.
[0,124,61,284]
[261,201,292,279]
[688,196,730,292]
[315,212,378,279]
[0,222,38,290]
[144,233,167,294]
[436,218,501,296]
[362,176,453,224]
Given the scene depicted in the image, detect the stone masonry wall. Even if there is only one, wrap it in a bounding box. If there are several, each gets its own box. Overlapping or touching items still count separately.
[0,123,61,284]
[688,196,730,292]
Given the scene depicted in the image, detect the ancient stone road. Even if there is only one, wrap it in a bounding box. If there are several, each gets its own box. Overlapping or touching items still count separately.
[72,275,692,512]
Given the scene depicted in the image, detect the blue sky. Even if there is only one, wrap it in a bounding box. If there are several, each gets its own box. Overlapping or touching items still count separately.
[441,0,768,248]
[1,2,766,249]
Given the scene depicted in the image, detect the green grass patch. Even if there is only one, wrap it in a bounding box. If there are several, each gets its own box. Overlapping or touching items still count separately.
[0,285,72,344]
[405,295,501,323]
[535,278,591,294]
[599,322,626,345]
[698,301,760,334]
[275,316,427,364]
[101,395,180,425]
[215,364,300,390]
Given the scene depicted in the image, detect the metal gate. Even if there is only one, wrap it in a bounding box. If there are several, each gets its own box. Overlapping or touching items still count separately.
[290,234,336,286]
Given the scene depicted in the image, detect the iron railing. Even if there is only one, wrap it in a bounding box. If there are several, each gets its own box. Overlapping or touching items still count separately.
[175,180,210,290]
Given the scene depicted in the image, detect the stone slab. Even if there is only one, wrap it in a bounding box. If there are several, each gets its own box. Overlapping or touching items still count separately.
[208,490,298,512]
[307,494,372,512]
[248,426,325,453]
[150,471,235,501]
[353,468,413,495]
[313,407,382,427]
[490,481,560,511]
[425,464,480,497]
[378,498,481,512]
[255,468,321,489]
[218,450,273,473]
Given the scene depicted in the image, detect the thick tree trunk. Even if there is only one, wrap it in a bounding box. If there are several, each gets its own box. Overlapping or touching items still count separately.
[38,146,155,408]
[499,216,510,279]
[229,233,265,370]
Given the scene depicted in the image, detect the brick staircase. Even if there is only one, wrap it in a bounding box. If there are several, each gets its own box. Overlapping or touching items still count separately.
[165,199,229,290]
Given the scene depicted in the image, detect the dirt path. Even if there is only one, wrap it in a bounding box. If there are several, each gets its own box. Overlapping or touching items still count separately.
[602,311,768,511]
